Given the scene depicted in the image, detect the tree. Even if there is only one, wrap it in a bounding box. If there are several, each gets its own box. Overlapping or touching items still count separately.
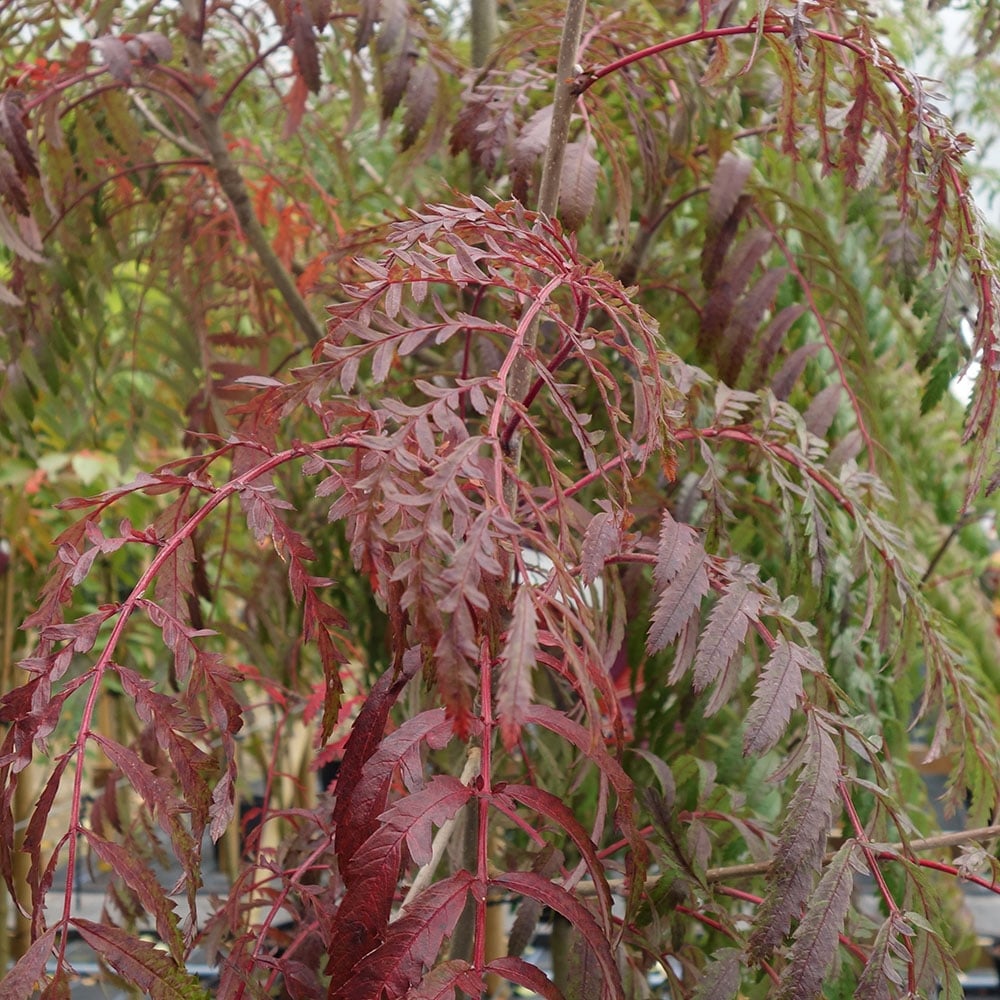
[2,0,1000,997]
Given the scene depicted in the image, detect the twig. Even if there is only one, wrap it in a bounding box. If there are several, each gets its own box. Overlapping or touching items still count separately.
[184,35,325,347]
[575,824,1000,894]
[130,91,206,157]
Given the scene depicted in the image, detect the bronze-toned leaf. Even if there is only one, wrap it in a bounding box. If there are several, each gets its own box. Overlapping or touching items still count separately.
[743,637,813,755]
[707,151,753,229]
[497,586,537,751]
[558,137,599,232]
[401,61,437,150]
[92,35,133,81]
[292,7,321,93]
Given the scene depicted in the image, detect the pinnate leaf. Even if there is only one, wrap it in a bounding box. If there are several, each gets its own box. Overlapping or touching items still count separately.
[748,714,841,959]
[498,586,538,750]
[648,530,709,654]
[329,871,475,1000]
[84,830,185,961]
[72,920,209,1000]
[559,137,600,232]
[776,841,857,1000]
[691,579,764,705]
[2,927,56,999]
[743,637,815,755]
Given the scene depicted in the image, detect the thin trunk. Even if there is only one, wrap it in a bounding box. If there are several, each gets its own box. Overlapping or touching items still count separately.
[503,0,588,506]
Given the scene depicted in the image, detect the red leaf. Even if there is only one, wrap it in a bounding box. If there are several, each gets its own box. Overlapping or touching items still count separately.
[0,926,56,998]
[647,539,709,654]
[72,919,206,999]
[83,830,185,961]
[332,650,423,866]
[498,784,613,933]
[707,151,753,229]
[329,872,476,1000]
[580,510,621,586]
[0,90,37,215]
[491,872,624,1000]
[400,960,481,999]
[748,714,840,959]
[743,637,814,755]
[692,580,764,711]
[776,842,857,1000]
[328,775,473,983]
[485,956,567,1000]
[291,8,321,93]
[497,586,537,750]
[401,61,437,151]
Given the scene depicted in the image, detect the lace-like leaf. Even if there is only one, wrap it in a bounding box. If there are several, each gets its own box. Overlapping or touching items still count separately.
[559,138,599,231]
[692,580,764,710]
[72,920,209,1000]
[743,638,815,755]
[498,586,538,750]
[749,715,840,959]
[329,871,475,1000]
[776,841,857,1000]
[648,517,709,654]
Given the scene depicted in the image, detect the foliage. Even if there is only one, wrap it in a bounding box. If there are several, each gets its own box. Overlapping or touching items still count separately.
[3,0,1000,998]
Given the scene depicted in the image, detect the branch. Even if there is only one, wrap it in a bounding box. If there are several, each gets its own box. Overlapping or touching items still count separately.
[575,824,1000,895]
[502,0,587,506]
[184,37,325,347]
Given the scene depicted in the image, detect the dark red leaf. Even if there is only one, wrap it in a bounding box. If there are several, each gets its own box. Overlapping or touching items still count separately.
[0,926,56,998]
[743,638,815,755]
[400,960,481,999]
[776,842,857,1000]
[485,957,567,1000]
[648,542,710,654]
[707,151,753,229]
[692,947,742,1000]
[692,580,764,710]
[329,872,476,1000]
[497,586,537,751]
[332,649,423,866]
[498,783,613,933]
[84,830,185,961]
[292,8,321,93]
[581,510,621,586]
[328,775,474,982]
[72,919,207,999]
[491,871,623,1000]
